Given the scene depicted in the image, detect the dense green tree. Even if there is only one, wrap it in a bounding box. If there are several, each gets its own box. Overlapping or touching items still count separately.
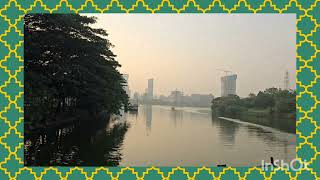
[25,14,128,127]
[274,89,296,113]
[254,91,275,110]
[211,88,296,118]
[211,94,244,117]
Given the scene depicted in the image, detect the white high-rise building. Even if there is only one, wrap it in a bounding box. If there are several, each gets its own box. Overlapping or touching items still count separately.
[221,74,237,97]
[147,78,153,101]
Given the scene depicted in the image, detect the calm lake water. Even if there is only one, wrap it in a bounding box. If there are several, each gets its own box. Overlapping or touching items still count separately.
[25,105,296,166]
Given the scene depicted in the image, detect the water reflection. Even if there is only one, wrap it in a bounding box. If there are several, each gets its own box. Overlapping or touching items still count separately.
[238,113,296,134]
[245,125,292,163]
[25,105,296,166]
[145,105,152,134]
[170,109,183,128]
[25,119,129,166]
[211,117,239,147]
[120,105,295,166]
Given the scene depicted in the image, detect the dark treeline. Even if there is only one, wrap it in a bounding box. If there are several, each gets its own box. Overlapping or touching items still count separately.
[212,88,295,117]
[24,14,129,131]
[211,88,296,133]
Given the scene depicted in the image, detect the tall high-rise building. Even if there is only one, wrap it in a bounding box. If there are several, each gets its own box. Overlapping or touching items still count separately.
[221,74,237,97]
[147,78,153,101]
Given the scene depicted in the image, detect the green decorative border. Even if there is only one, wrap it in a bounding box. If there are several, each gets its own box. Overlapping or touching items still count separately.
[0,0,319,179]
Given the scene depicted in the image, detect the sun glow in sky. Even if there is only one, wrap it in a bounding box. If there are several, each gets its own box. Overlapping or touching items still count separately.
[84,14,296,97]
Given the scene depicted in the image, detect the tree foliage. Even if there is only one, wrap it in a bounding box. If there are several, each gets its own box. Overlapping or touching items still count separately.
[211,88,296,118]
[211,94,245,118]
[25,14,128,126]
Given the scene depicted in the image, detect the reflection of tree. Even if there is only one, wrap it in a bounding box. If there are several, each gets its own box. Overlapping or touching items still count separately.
[87,122,129,166]
[238,114,295,134]
[246,125,292,161]
[268,115,296,134]
[247,126,276,142]
[211,113,217,127]
[24,121,129,166]
[211,115,239,146]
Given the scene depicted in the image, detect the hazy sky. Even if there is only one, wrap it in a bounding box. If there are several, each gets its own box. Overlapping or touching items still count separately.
[84,14,296,97]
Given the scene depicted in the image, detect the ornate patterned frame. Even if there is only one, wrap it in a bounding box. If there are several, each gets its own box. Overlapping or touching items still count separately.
[0,0,319,179]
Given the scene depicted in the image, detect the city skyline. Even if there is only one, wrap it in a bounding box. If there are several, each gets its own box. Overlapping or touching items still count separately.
[85,14,296,97]
[24,14,297,167]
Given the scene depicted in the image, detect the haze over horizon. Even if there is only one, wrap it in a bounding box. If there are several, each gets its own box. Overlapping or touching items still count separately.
[85,14,296,97]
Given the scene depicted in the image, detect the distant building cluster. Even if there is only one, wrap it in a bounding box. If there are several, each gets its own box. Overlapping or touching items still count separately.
[127,69,293,104]
[131,78,214,107]
[128,72,241,107]
[133,91,214,107]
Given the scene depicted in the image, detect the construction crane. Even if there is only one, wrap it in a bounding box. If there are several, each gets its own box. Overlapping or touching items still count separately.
[216,69,232,76]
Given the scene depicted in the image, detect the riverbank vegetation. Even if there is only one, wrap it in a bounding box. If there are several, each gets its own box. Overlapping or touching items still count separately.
[25,14,129,131]
[211,88,296,133]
